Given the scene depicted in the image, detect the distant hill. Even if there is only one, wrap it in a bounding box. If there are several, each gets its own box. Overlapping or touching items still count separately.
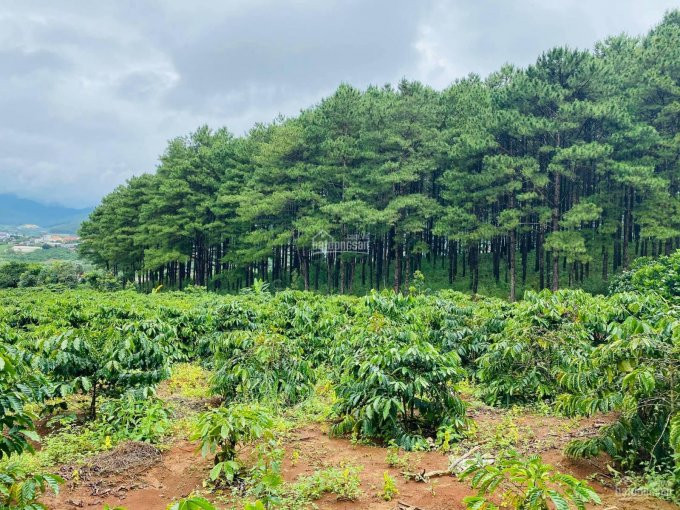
[0,194,93,233]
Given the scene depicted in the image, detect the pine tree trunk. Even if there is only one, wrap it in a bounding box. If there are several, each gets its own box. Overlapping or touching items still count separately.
[623,187,631,269]
[404,241,411,292]
[538,226,545,290]
[551,171,561,291]
[521,233,528,284]
[339,255,345,294]
[393,239,402,293]
[509,228,516,302]
[448,242,454,284]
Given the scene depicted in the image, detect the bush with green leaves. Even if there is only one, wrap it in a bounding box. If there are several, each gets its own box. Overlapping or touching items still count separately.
[460,449,601,510]
[0,343,54,459]
[609,250,680,300]
[429,292,507,367]
[16,267,41,289]
[0,263,35,289]
[98,395,172,443]
[192,403,274,484]
[120,318,186,363]
[211,330,314,405]
[17,261,83,289]
[332,292,467,449]
[0,344,62,509]
[82,269,124,291]
[0,463,63,510]
[475,290,617,405]
[557,312,680,485]
[263,291,352,365]
[38,327,170,419]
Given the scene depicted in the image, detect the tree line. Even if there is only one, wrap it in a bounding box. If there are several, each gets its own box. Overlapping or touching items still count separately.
[79,11,679,299]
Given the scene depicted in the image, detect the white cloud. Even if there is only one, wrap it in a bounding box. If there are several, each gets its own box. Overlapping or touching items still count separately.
[0,0,675,207]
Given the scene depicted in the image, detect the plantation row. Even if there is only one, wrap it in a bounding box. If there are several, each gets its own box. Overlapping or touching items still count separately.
[0,256,679,507]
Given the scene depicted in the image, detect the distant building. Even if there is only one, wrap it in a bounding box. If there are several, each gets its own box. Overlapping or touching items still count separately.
[39,234,80,246]
[12,245,42,254]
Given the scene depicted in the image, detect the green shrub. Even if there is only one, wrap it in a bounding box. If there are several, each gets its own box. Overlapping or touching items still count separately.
[192,403,274,483]
[0,344,52,459]
[0,262,32,289]
[38,327,169,419]
[460,449,600,510]
[36,261,83,288]
[82,269,123,291]
[17,266,41,288]
[211,331,314,405]
[476,290,611,405]
[430,293,507,368]
[558,313,680,482]
[609,250,680,300]
[0,463,63,510]
[332,292,467,449]
[98,395,172,443]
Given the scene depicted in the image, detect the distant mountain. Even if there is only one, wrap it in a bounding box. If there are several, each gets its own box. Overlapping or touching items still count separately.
[0,194,93,233]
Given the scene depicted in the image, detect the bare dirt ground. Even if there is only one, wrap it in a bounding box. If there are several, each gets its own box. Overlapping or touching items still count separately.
[43,405,678,510]
[44,440,211,509]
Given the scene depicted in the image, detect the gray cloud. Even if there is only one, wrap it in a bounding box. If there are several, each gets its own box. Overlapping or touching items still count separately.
[0,0,676,207]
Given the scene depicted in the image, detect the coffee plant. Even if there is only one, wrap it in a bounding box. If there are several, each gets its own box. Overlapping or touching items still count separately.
[609,251,680,300]
[0,464,63,510]
[0,344,48,458]
[476,290,613,405]
[332,292,468,449]
[460,449,601,510]
[211,330,314,405]
[558,313,680,480]
[38,327,169,418]
[193,403,274,483]
[98,395,172,443]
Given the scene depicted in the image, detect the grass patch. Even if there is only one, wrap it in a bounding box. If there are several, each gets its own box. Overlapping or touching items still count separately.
[164,362,213,399]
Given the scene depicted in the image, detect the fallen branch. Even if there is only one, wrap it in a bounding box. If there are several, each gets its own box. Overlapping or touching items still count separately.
[408,445,485,482]
[448,445,482,473]
[395,501,425,510]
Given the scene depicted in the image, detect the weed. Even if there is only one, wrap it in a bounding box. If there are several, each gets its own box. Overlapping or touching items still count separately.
[380,471,398,501]
[385,443,411,471]
[294,465,362,501]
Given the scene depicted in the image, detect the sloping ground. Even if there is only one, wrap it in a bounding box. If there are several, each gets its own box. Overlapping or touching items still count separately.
[43,408,677,510]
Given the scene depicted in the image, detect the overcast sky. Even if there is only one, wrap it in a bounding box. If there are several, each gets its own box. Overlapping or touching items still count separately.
[1,0,677,208]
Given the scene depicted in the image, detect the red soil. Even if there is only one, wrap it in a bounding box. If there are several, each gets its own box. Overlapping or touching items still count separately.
[43,411,678,510]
